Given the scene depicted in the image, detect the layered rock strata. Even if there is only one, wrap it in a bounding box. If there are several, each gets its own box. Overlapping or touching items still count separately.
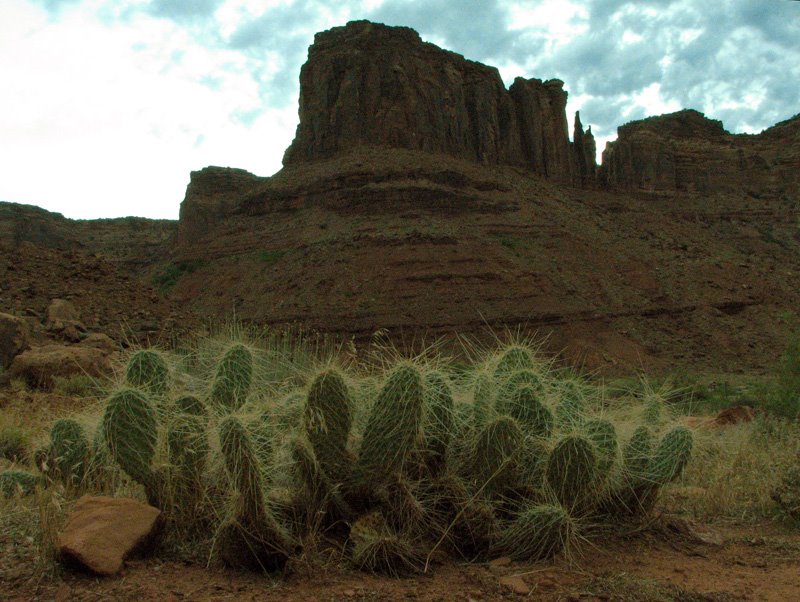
[600,109,800,197]
[283,20,584,184]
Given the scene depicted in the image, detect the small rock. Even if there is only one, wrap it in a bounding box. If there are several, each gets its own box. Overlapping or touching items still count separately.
[714,405,756,427]
[57,496,162,576]
[499,575,531,595]
[489,556,513,567]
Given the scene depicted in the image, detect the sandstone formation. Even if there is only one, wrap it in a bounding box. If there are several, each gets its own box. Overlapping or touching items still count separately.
[283,20,581,183]
[0,21,798,376]
[600,109,800,197]
[58,496,162,576]
[46,298,86,343]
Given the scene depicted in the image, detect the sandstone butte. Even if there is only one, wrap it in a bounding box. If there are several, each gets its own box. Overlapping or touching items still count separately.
[1,20,798,375]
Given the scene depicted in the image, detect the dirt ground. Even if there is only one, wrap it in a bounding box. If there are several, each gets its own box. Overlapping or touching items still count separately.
[3,519,798,602]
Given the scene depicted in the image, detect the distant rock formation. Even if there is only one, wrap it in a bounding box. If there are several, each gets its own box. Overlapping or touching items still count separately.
[600,109,800,197]
[572,111,597,185]
[283,20,583,184]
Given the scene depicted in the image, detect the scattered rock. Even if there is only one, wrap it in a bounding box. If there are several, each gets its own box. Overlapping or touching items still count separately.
[4,343,114,390]
[57,496,162,576]
[80,332,117,353]
[46,298,86,343]
[0,312,30,369]
[498,574,531,595]
[714,405,757,427]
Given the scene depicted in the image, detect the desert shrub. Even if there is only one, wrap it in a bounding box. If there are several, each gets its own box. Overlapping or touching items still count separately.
[0,424,31,463]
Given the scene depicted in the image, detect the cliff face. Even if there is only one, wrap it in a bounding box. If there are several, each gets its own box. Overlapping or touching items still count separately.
[600,109,800,197]
[283,20,582,183]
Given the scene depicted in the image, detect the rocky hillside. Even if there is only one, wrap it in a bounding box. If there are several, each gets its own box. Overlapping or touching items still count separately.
[1,20,798,375]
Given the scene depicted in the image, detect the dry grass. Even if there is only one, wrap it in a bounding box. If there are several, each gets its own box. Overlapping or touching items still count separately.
[662,417,800,522]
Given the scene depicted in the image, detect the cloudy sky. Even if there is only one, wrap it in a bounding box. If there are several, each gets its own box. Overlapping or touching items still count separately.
[2,0,798,219]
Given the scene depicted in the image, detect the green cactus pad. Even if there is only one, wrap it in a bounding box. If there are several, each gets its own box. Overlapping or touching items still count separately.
[174,394,207,418]
[125,350,169,397]
[474,415,523,494]
[304,369,353,483]
[623,425,655,483]
[650,425,693,485]
[103,388,158,487]
[210,343,254,413]
[50,418,89,485]
[546,435,598,510]
[357,363,424,485]
[497,384,553,438]
[584,418,618,477]
[493,345,535,380]
[555,381,587,428]
[642,394,664,427]
[422,371,455,477]
[350,512,424,576]
[472,370,495,428]
[492,503,573,561]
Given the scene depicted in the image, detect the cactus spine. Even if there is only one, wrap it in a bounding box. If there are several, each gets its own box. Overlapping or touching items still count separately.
[650,425,693,485]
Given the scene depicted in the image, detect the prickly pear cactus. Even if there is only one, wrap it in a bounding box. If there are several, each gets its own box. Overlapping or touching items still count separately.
[492,503,573,561]
[493,345,535,381]
[584,418,618,478]
[474,415,523,495]
[422,370,454,477]
[218,415,292,571]
[103,388,159,495]
[546,435,598,511]
[210,343,253,413]
[304,369,353,483]
[126,350,169,397]
[357,363,424,486]
[497,384,553,438]
[649,425,693,485]
[555,380,586,428]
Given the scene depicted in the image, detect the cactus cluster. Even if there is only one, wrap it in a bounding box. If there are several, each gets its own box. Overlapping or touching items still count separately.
[11,340,699,576]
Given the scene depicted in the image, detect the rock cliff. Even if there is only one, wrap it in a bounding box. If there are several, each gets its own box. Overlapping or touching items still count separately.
[283,20,581,183]
[600,109,800,197]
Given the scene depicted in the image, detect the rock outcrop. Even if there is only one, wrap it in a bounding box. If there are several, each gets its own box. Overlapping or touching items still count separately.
[283,20,578,183]
[600,109,800,197]
[572,111,597,185]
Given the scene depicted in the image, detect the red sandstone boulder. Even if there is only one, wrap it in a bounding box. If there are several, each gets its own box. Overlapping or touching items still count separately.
[57,496,162,576]
[4,343,114,390]
[714,405,757,426]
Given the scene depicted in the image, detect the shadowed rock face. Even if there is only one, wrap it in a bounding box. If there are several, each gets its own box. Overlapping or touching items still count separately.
[283,20,582,184]
[600,109,800,196]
